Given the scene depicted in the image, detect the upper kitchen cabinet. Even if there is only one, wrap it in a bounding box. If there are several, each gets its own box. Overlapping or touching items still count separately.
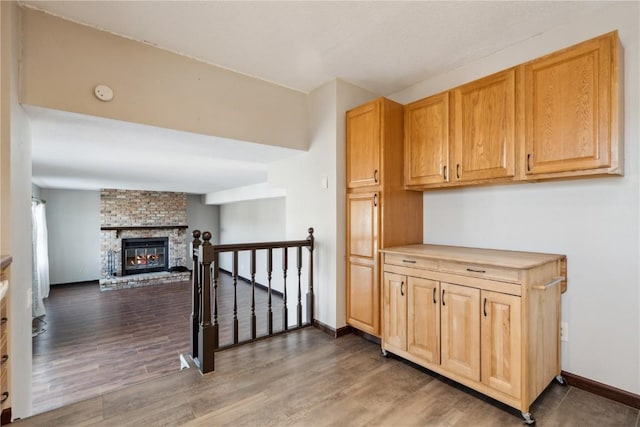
[523,31,621,179]
[403,31,622,190]
[451,68,518,184]
[347,100,382,189]
[404,92,450,187]
[404,68,519,190]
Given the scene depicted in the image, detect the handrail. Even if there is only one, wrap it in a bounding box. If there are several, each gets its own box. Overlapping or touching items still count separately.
[190,228,315,374]
[206,238,312,252]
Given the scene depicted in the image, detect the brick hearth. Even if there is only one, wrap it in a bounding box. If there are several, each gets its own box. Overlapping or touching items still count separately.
[99,271,191,291]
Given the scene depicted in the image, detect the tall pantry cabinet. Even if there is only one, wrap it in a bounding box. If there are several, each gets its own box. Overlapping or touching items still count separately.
[346,98,423,337]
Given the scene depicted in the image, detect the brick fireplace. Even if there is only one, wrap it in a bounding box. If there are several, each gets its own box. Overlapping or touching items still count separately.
[99,189,189,290]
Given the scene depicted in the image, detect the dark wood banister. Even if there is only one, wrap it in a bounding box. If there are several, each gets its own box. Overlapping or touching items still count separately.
[190,228,315,374]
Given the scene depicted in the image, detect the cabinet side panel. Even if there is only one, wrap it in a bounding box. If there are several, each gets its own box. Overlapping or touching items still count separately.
[381,98,423,248]
[524,262,562,406]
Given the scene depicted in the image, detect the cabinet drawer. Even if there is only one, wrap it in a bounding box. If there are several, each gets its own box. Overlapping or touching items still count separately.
[439,261,520,283]
[384,254,437,271]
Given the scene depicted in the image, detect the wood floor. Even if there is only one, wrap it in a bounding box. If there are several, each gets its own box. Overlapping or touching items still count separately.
[21,327,640,426]
[27,277,639,426]
[32,274,284,414]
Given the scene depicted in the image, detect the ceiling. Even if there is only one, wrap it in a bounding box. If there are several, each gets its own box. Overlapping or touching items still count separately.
[23,1,612,195]
[27,106,302,194]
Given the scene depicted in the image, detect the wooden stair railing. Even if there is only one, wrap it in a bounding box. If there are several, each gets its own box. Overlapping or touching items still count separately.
[190,228,315,374]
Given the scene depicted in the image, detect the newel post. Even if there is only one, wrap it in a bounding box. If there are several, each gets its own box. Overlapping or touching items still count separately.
[190,230,202,359]
[198,231,215,373]
[306,227,315,325]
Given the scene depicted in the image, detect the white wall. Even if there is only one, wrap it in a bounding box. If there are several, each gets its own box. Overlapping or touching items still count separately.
[218,197,286,287]
[40,188,100,284]
[8,2,33,418]
[217,197,310,326]
[219,197,285,247]
[390,3,639,395]
[186,194,219,270]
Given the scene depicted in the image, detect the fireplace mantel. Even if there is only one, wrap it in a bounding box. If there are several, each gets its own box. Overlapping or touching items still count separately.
[101,225,188,237]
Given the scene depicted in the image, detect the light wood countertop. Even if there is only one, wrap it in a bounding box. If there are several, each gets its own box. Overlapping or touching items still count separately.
[380,244,565,270]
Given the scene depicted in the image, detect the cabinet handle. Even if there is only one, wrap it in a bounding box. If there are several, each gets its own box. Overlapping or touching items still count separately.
[374,169,379,183]
[402,259,416,264]
[400,281,405,296]
[432,287,436,304]
[442,289,446,306]
[0,355,7,365]
[0,392,8,404]
[443,165,447,180]
[373,194,378,207]
[466,268,486,274]
[0,317,6,326]
[527,154,532,172]
[483,298,488,317]
[456,164,460,179]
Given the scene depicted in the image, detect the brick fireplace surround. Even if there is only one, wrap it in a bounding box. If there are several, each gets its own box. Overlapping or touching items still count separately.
[99,189,190,291]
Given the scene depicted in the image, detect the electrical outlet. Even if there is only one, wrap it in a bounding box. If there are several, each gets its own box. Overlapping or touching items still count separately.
[560,322,569,342]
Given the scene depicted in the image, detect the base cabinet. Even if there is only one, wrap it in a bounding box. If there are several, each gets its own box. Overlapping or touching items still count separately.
[381,245,565,421]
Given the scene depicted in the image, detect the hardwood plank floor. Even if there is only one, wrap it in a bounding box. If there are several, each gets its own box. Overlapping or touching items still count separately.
[21,328,640,426]
[32,274,285,414]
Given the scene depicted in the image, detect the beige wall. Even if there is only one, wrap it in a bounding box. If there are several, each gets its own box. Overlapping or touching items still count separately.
[20,8,308,151]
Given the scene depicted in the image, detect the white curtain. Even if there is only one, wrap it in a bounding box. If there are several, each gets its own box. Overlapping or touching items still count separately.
[31,200,50,318]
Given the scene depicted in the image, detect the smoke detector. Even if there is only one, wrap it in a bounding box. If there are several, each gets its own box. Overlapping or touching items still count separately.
[94,85,114,102]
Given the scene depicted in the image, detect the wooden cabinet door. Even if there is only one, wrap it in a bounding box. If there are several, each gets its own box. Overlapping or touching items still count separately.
[347,100,381,189]
[407,277,440,364]
[524,33,616,175]
[405,93,450,186]
[452,69,516,182]
[346,192,380,335]
[440,282,480,381]
[383,272,406,352]
[481,290,522,398]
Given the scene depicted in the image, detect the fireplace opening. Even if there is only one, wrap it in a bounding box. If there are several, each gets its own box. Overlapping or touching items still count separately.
[121,237,169,276]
